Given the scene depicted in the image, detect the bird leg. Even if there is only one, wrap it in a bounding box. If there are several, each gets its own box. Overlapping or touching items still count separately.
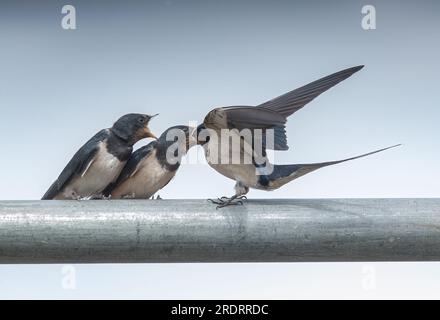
[208,195,247,209]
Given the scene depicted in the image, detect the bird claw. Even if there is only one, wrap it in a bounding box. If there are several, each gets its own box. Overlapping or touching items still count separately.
[216,200,244,209]
[208,196,247,209]
[207,198,225,205]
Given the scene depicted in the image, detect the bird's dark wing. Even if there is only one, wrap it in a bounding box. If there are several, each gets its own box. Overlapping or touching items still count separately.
[257,65,364,117]
[208,66,364,151]
[103,141,157,196]
[209,106,289,150]
[223,106,286,129]
[41,130,109,200]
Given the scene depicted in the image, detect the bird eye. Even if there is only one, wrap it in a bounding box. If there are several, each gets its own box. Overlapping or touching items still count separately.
[138,118,145,123]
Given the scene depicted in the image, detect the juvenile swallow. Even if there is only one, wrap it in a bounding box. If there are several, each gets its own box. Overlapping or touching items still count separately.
[104,125,196,199]
[196,66,400,208]
[42,113,158,200]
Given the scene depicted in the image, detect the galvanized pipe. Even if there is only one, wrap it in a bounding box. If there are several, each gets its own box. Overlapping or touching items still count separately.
[0,199,439,264]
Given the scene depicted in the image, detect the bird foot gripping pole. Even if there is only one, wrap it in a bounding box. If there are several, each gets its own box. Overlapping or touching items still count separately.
[208,196,248,209]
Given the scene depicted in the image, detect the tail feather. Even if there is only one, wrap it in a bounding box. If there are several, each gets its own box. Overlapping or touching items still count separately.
[267,144,401,189]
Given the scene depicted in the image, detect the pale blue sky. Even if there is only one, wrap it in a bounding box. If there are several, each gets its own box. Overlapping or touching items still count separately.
[0,0,439,299]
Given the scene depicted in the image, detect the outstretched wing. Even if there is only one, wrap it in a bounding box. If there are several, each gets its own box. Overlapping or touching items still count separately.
[258,65,364,117]
[207,66,364,151]
[220,106,288,151]
[103,141,157,196]
[204,106,288,152]
[41,130,108,200]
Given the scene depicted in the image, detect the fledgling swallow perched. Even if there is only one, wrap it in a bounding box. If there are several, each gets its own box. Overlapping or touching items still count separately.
[42,113,158,200]
[104,125,196,199]
[197,66,400,208]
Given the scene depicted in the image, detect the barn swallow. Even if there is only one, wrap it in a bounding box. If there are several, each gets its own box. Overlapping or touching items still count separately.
[42,113,158,200]
[104,125,196,199]
[196,66,400,208]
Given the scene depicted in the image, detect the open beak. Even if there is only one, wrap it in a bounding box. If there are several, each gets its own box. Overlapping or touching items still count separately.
[145,127,157,140]
[145,113,159,139]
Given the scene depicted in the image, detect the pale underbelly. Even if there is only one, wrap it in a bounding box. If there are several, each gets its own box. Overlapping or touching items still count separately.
[209,163,260,188]
[203,141,265,188]
[58,157,125,199]
[111,164,175,199]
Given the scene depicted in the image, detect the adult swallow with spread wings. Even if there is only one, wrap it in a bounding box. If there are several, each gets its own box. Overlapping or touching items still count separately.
[197,66,400,208]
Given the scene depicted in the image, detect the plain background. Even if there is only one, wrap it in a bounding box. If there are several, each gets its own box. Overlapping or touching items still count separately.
[0,0,439,299]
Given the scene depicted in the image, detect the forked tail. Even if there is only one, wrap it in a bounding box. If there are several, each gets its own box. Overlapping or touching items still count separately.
[267,144,401,189]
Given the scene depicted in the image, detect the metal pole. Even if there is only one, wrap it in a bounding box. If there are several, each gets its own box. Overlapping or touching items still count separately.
[0,199,439,264]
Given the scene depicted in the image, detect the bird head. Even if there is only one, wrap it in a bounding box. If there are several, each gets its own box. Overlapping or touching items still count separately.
[203,107,227,130]
[111,113,158,145]
[160,125,197,153]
